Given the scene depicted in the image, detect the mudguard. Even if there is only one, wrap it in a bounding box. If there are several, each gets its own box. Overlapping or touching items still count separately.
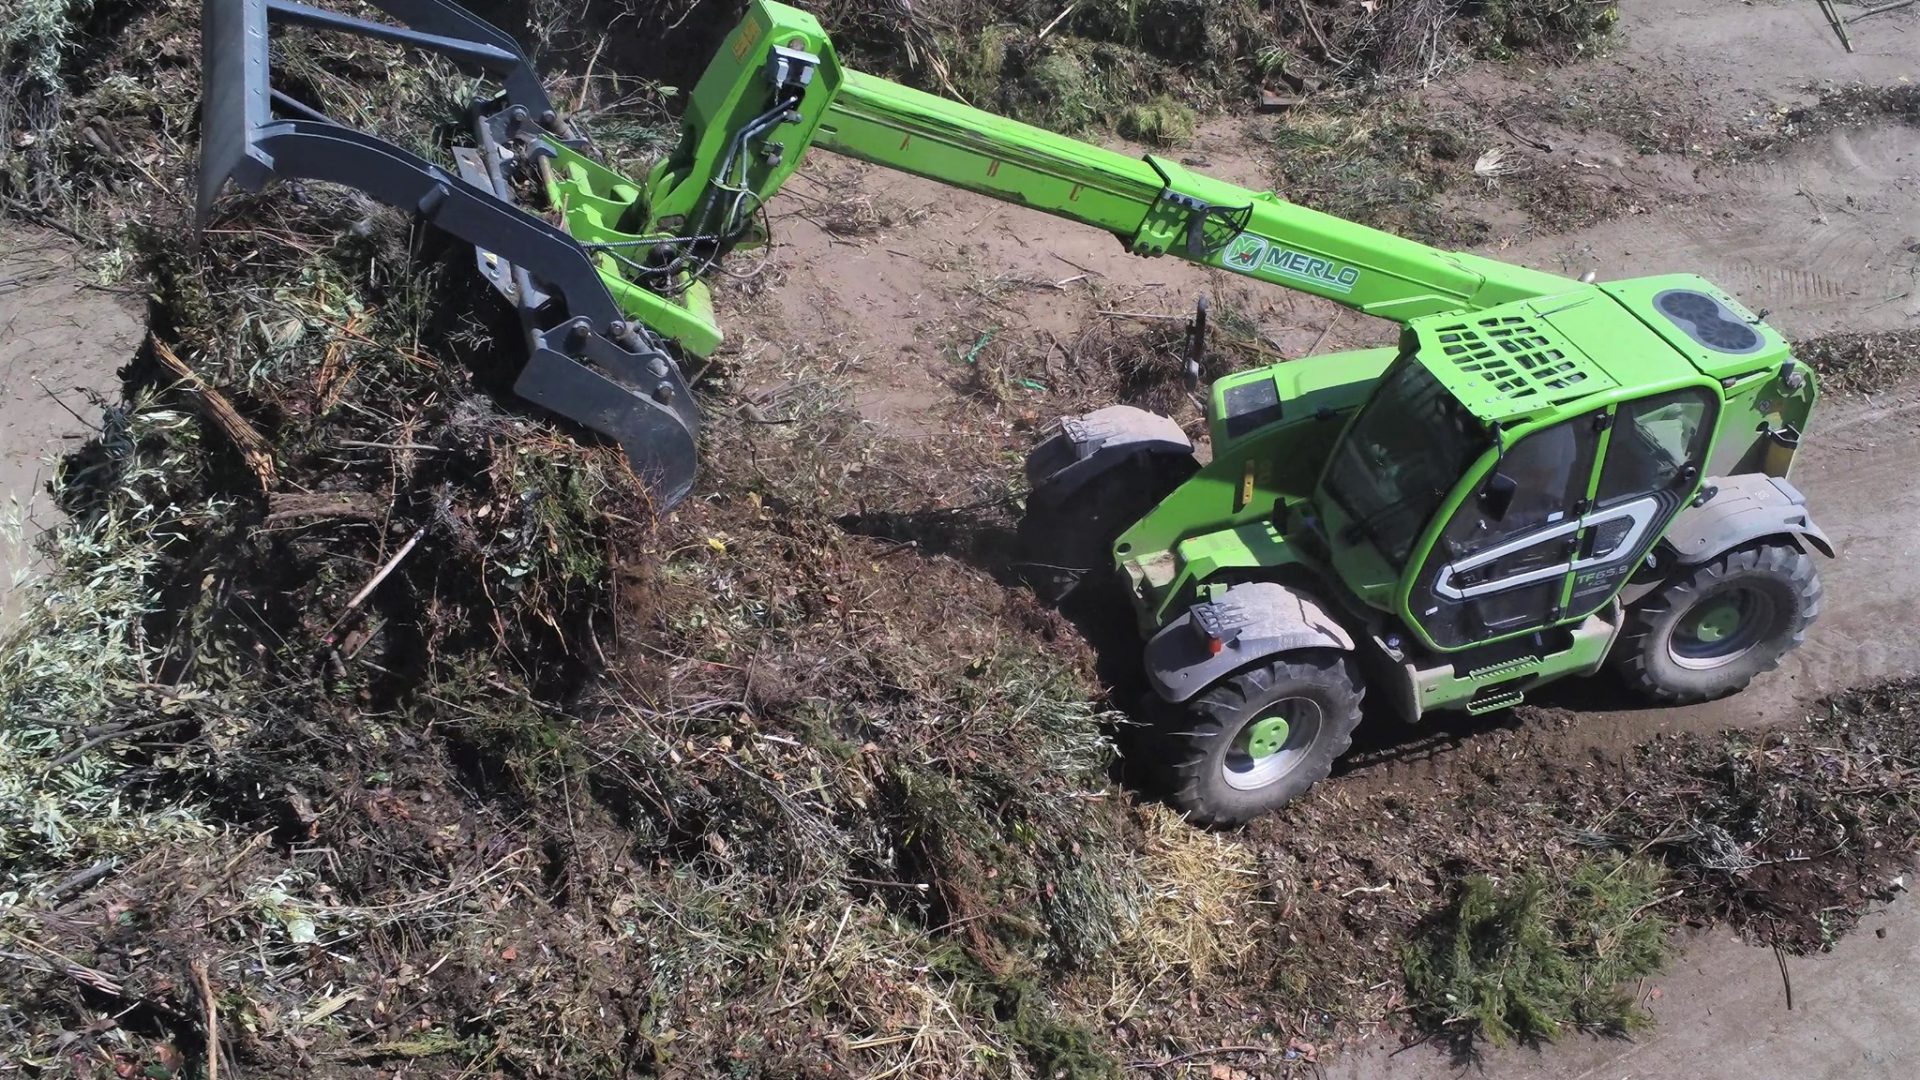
[1025,406,1193,499]
[1660,473,1835,565]
[1145,581,1355,703]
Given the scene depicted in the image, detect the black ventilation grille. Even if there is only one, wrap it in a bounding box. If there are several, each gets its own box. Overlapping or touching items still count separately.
[1431,315,1594,401]
[1654,289,1765,355]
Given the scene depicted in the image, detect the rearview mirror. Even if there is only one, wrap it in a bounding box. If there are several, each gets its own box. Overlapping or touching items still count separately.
[1480,472,1518,521]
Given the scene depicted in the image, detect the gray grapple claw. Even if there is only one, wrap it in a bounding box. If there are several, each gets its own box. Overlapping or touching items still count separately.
[197,0,698,506]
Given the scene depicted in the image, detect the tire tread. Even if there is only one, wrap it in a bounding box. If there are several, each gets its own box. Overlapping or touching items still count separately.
[1165,652,1364,826]
[1615,542,1820,704]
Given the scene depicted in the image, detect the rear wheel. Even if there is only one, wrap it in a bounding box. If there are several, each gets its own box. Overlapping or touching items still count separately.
[1613,542,1821,704]
[1164,652,1364,826]
[1017,451,1195,602]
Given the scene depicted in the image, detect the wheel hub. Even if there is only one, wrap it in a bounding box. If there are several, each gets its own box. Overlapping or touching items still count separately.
[1243,715,1291,758]
[1670,586,1775,670]
[1222,699,1321,792]
[1688,600,1742,644]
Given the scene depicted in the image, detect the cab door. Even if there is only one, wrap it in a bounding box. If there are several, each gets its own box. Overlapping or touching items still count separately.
[1406,411,1605,649]
[1565,388,1718,617]
[1405,389,1717,651]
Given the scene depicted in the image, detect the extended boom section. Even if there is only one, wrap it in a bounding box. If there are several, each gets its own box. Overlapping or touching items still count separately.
[814,72,1576,319]
[617,0,1577,323]
[198,0,1574,510]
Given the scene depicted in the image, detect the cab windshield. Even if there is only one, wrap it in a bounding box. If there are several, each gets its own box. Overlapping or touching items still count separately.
[1322,356,1488,564]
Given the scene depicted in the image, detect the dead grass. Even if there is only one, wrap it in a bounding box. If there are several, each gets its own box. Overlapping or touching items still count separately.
[1110,810,1264,992]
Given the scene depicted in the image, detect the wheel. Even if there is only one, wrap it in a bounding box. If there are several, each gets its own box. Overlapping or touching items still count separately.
[1613,542,1821,704]
[1017,451,1194,602]
[1163,651,1365,826]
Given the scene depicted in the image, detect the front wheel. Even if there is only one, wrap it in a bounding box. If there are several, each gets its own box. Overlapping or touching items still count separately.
[1613,542,1822,704]
[1163,652,1365,826]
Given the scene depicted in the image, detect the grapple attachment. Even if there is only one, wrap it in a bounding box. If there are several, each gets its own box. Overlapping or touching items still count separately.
[196,0,701,507]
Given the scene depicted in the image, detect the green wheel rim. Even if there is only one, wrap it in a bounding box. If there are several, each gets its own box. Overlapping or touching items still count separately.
[1243,715,1291,757]
[1223,698,1322,792]
[1670,586,1774,671]
[1689,600,1742,643]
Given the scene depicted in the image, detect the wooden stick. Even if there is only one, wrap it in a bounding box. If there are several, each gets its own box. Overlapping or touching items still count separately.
[1850,0,1915,21]
[1294,0,1344,64]
[1773,941,1795,1011]
[191,957,219,1080]
[574,33,610,114]
[151,336,276,492]
[1305,312,1343,356]
[1036,1,1077,40]
[324,525,427,645]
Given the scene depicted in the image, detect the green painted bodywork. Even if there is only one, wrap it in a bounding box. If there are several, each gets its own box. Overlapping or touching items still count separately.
[540,143,722,353]
[535,0,1579,356]
[1407,610,1617,719]
[1115,348,1394,629]
[1242,714,1292,757]
[525,0,1821,718]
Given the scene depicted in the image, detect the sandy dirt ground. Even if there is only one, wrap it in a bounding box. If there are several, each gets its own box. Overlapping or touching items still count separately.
[0,230,142,611]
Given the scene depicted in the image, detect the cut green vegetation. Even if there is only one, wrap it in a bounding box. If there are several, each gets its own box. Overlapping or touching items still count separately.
[1404,855,1668,1048]
[1262,96,1487,243]
[1,0,94,203]
[1117,96,1198,146]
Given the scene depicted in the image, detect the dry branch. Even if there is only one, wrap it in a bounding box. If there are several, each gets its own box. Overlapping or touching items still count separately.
[324,525,427,645]
[190,957,220,1080]
[151,336,277,491]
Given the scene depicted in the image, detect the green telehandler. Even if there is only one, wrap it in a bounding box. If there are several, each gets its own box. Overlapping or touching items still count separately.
[198,0,1832,823]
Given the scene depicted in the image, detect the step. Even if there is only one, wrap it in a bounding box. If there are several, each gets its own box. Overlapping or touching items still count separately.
[1467,687,1526,715]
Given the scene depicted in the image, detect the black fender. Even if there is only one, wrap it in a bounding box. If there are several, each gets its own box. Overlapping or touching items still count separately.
[1146,582,1355,704]
[1025,406,1194,501]
[1659,474,1835,566]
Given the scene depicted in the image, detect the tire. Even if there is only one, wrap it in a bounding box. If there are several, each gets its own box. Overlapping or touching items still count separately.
[1163,651,1365,826]
[1017,452,1195,603]
[1613,542,1822,704]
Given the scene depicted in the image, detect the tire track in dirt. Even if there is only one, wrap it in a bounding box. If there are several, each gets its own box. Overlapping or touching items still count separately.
[1511,123,1920,334]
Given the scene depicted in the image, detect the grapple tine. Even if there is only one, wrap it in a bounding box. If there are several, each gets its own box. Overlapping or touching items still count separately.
[516,340,699,509]
[196,0,273,222]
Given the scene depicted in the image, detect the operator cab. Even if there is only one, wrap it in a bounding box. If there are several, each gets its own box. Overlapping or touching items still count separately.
[1316,274,1798,654]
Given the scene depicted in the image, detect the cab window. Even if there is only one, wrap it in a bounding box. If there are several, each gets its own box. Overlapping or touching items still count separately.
[1597,389,1714,506]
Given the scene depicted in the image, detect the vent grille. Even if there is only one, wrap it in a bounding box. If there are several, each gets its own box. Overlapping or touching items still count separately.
[1431,315,1592,401]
